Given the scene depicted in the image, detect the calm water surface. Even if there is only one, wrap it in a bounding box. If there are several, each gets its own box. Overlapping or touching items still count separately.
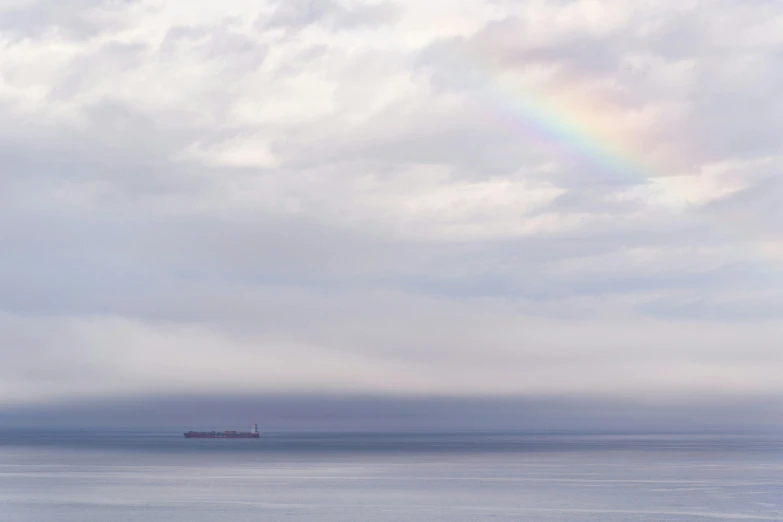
[1,431,781,521]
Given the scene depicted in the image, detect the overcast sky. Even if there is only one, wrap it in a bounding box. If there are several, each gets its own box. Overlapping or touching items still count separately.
[2,0,783,408]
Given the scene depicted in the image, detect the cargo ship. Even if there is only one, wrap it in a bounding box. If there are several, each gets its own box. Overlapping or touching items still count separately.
[184,424,259,439]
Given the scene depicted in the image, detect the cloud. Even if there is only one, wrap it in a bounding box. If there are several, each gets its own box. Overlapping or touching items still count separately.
[3,297,783,405]
[0,0,139,40]
[5,394,783,431]
[261,0,399,31]
[0,0,782,407]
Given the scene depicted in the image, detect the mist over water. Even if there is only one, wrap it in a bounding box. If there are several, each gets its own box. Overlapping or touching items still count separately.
[2,430,782,522]
[5,394,783,433]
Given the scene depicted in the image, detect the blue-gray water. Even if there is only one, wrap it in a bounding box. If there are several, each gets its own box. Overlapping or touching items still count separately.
[1,431,782,521]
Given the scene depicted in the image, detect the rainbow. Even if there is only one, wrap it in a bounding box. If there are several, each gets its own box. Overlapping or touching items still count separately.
[440,44,685,187]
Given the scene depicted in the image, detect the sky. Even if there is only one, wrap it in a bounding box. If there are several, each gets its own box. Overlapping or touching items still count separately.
[1,0,783,414]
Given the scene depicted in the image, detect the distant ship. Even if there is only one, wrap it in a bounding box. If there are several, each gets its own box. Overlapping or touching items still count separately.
[184,424,259,439]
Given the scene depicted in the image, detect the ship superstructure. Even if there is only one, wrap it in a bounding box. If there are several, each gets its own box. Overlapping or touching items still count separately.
[184,424,259,439]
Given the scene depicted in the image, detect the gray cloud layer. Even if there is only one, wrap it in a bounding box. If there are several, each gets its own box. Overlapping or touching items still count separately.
[4,394,782,432]
[1,0,782,405]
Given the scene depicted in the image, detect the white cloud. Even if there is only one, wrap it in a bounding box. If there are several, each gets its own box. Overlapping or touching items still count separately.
[3,291,783,405]
[0,0,782,404]
[180,136,281,169]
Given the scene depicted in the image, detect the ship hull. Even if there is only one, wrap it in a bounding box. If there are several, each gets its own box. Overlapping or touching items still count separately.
[184,432,260,439]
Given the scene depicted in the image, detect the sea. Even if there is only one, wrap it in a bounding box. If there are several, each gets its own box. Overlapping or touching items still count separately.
[1,430,782,521]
